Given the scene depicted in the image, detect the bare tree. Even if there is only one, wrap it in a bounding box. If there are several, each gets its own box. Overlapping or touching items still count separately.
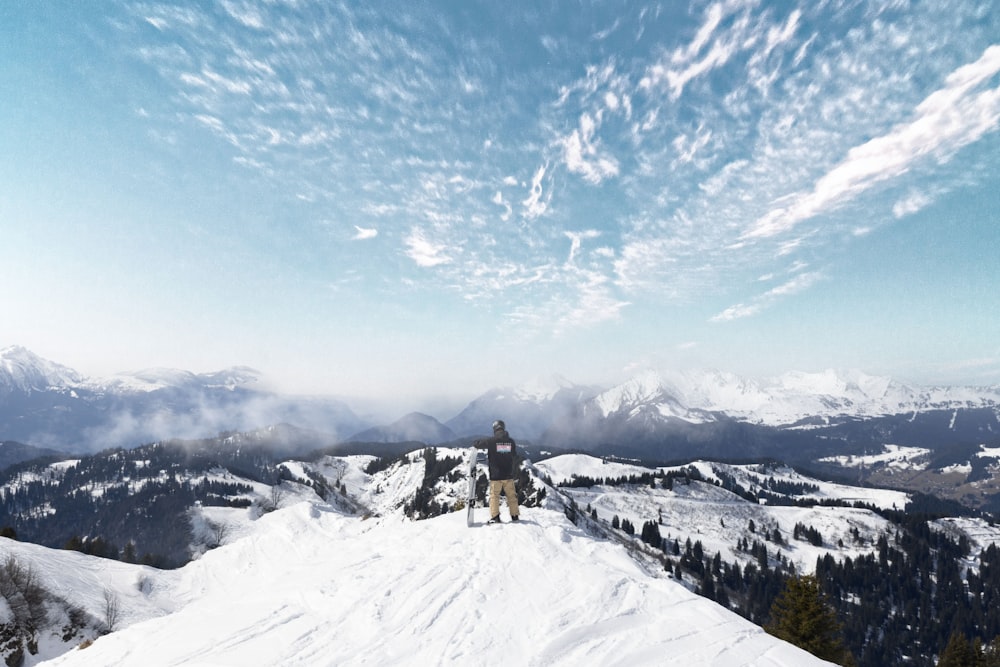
[261,483,286,513]
[207,520,230,548]
[103,588,121,633]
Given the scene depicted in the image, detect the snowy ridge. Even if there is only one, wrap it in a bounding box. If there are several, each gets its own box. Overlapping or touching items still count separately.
[510,373,578,402]
[92,367,261,393]
[28,499,827,666]
[0,346,259,396]
[589,367,1000,426]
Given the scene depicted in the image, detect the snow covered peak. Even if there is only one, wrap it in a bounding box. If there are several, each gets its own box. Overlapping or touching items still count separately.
[773,368,894,401]
[593,369,667,413]
[99,366,262,393]
[0,345,263,396]
[511,373,578,401]
[0,345,83,392]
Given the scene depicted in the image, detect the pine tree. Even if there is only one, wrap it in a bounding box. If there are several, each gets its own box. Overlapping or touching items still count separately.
[765,574,853,665]
[938,631,977,667]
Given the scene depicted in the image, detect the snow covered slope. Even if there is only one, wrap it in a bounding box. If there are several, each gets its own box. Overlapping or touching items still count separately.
[534,454,906,576]
[23,498,829,666]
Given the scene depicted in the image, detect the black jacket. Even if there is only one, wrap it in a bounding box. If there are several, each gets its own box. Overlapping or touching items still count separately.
[474,429,518,480]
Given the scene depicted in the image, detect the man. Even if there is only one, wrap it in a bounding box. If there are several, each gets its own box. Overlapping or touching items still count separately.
[474,419,520,524]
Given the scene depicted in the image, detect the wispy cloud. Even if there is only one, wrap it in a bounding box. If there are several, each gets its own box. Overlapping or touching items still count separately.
[711,271,824,322]
[639,1,756,100]
[352,226,378,241]
[521,163,550,219]
[404,228,453,268]
[561,112,620,184]
[745,44,1000,239]
[564,230,601,264]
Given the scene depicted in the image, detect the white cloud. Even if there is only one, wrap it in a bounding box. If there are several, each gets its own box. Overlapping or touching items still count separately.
[522,163,550,219]
[745,44,1000,239]
[404,229,452,267]
[352,226,378,241]
[510,269,630,336]
[561,113,620,184]
[220,0,264,29]
[640,1,754,100]
[711,271,824,322]
[892,190,933,218]
[672,123,713,166]
[710,301,763,323]
[564,230,601,264]
[764,270,822,297]
[492,190,512,221]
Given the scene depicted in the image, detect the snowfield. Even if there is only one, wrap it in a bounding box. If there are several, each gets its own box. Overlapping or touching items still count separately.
[10,495,831,666]
[818,444,932,470]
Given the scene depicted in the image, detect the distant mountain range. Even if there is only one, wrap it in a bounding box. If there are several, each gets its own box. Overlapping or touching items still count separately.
[0,346,367,453]
[2,345,1000,462]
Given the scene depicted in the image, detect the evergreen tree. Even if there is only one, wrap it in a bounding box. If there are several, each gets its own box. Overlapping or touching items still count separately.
[765,574,853,665]
[938,631,977,667]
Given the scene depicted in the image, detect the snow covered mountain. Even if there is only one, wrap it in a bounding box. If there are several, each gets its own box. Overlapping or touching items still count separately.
[529,367,1000,463]
[0,346,84,394]
[587,368,1000,427]
[0,346,368,453]
[346,411,457,444]
[446,374,603,440]
[4,457,831,667]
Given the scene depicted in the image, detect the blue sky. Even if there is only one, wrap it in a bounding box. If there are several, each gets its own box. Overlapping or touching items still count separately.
[1,1,999,407]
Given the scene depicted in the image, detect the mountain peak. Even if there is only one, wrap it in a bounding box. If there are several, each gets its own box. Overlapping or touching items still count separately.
[348,412,456,444]
[0,345,83,392]
[511,373,579,401]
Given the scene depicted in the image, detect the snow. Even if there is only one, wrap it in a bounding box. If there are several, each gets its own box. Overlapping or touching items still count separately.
[818,444,931,470]
[934,517,1000,558]
[537,455,909,512]
[534,453,654,485]
[3,489,832,665]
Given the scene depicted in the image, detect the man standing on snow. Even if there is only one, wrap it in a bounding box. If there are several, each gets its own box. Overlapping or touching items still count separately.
[474,419,520,524]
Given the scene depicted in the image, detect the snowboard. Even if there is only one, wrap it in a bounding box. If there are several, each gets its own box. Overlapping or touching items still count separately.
[466,446,477,527]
